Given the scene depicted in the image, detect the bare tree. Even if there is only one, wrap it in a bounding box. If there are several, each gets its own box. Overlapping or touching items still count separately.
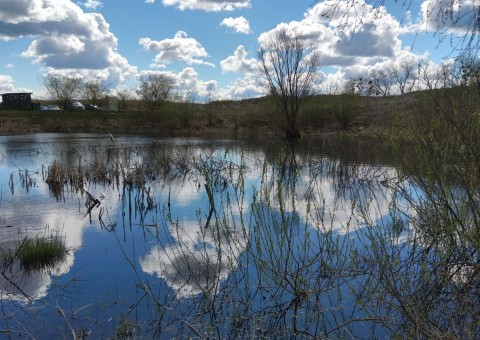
[257,29,321,139]
[417,59,439,90]
[343,76,366,96]
[136,74,175,111]
[391,61,417,95]
[43,74,83,111]
[369,69,392,96]
[83,79,106,107]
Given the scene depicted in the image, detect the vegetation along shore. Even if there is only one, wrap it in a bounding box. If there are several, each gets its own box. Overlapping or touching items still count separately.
[0,91,418,140]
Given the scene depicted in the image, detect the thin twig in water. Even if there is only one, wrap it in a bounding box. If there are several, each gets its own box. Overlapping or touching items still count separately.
[56,302,77,340]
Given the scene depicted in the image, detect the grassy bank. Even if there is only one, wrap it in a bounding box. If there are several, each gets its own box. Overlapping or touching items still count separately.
[0,93,413,139]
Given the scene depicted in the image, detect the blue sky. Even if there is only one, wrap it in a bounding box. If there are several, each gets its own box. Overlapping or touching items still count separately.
[0,0,477,101]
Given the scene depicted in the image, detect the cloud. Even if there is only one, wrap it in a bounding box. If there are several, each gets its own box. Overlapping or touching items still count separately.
[22,35,86,58]
[420,0,479,33]
[309,1,403,57]
[216,75,262,100]
[258,0,405,61]
[220,16,252,34]
[255,0,417,94]
[220,45,257,74]
[80,0,103,10]
[248,0,452,97]
[140,219,247,298]
[0,0,135,88]
[0,74,32,94]
[0,74,15,92]
[162,0,251,12]
[140,31,214,68]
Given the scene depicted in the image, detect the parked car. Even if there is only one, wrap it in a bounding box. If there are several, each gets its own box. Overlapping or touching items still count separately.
[68,101,85,111]
[43,105,61,111]
[85,103,102,111]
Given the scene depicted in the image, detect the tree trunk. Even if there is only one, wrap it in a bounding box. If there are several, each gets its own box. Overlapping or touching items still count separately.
[285,125,301,140]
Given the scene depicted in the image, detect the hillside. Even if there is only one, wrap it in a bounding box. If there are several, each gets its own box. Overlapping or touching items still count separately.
[0,92,422,139]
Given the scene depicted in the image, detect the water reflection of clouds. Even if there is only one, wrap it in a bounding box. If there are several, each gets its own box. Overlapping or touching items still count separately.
[158,177,202,207]
[140,151,401,299]
[0,179,120,302]
[141,170,248,298]
[1,137,404,304]
[253,163,399,235]
[0,189,81,301]
[140,219,247,298]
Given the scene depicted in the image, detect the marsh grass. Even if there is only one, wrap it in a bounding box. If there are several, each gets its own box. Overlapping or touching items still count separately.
[1,231,67,291]
[17,235,66,271]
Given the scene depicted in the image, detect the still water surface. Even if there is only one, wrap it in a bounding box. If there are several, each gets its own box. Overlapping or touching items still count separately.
[0,133,400,338]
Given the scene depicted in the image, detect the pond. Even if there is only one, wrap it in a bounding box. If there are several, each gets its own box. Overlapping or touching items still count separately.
[0,133,474,338]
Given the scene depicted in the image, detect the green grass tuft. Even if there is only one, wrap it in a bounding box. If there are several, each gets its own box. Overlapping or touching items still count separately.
[18,236,67,270]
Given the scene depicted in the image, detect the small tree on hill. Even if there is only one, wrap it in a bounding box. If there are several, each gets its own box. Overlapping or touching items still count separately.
[83,79,106,107]
[136,74,175,111]
[43,74,83,111]
[391,60,417,95]
[257,29,321,140]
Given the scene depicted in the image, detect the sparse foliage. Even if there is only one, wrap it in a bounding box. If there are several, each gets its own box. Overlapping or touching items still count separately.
[368,69,392,96]
[136,74,175,111]
[417,59,438,90]
[391,61,417,95]
[257,29,321,139]
[83,79,106,107]
[344,77,373,96]
[43,74,83,111]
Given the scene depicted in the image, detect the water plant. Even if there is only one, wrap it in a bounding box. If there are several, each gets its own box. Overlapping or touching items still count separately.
[17,235,67,271]
[1,233,67,272]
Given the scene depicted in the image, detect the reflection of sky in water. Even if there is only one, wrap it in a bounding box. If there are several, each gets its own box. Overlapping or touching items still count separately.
[0,134,405,338]
[141,220,247,298]
[141,174,249,298]
[0,134,127,301]
[139,151,399,298]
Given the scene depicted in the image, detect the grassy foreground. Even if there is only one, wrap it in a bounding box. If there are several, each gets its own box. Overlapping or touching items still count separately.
[0,93,413,139]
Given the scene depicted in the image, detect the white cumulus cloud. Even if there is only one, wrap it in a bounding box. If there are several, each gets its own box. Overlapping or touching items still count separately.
[256,0,409,86]
[0,0,135,88]
[0,74,15,92]
[220,45,256,74]
[162,0,251,12]
[140,31,214,67]
[81,0,103,10]
[420,0,480,33]
[220,16,252,34]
